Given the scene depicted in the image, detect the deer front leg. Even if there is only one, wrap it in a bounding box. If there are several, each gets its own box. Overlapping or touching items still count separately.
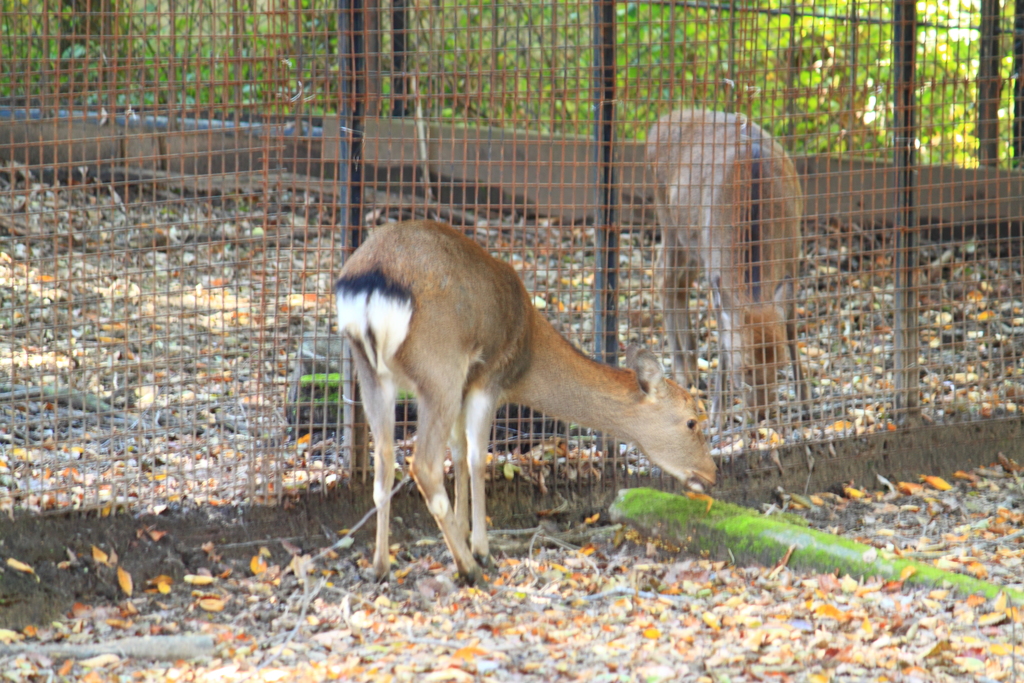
[711,281,748,434]
[462,387,497,565]
[661,240,698,389]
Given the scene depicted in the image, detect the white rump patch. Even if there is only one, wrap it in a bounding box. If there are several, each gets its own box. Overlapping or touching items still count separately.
[336,291,413,375]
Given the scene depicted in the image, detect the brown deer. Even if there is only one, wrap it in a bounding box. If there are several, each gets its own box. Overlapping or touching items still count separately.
[647,109,806,429]
[335,220,716,584]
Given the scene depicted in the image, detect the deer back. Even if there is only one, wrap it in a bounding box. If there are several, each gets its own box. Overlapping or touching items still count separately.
[337,220,535,393]
[647,109,803,305]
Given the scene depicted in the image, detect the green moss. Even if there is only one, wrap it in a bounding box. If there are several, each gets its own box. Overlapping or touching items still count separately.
[609,488,1024,602]
[300,373,343,386]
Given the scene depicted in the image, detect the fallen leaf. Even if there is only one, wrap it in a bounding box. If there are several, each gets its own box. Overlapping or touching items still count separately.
[685,491,714,512]
[701,612,720,630]
[146,575,173,594]
[117,566,133,596]
[452,645,488,661]
[199,597,225,612]
[965,562,988,579]
[423,668,474,682]
[6,558,37,578]
[91,546,110,567]
[251,555,268,575]
[815,603,851,622]
[897,482,923,495]
[966,594,986,608]
[920,475,952,491]
[184,574,215,586]
[978,611,1006,626]
[80,653,120,668]
[0,629,24,644]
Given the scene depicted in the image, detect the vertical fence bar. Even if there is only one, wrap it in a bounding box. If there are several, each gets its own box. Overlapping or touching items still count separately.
[849,0,858,136]
[1014,0,1024,165]
[727,0,737,110]
[786,0,796,137]
[592,0,618,367]
[338,0,368,478]
[977,0,1001,167]
[391,0,409,117]
[892,0,920,423]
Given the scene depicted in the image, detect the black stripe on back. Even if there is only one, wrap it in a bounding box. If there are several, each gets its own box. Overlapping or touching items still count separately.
[336,268,413,302]
[744,141,763,301]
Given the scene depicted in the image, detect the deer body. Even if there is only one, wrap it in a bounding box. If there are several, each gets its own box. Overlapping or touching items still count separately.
[336,220,715,583]
[647,109,806,426]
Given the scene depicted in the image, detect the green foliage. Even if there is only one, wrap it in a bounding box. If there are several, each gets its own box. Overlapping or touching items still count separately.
[0,0,1018,167]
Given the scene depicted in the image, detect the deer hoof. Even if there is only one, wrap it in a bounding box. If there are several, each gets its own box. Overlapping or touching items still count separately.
[455,563,486,587]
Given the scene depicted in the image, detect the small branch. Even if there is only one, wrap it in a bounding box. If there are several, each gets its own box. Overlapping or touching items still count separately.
[580,586,692,604]
[0,635,214,661]
[0,383,122,416]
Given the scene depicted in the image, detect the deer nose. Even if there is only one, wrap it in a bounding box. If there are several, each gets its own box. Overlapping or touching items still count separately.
[686,470,716,492]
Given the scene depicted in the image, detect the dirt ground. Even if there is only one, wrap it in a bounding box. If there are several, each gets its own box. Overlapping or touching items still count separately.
[0,455,1021,683]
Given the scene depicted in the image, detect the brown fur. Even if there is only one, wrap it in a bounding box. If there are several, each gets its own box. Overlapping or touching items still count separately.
[647,109,807,426]
[337,220,716,584]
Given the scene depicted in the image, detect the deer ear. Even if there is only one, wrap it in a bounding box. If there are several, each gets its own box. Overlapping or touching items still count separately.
[627,345,667,397]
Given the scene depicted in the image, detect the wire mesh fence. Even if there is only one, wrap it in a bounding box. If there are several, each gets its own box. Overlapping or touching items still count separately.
[1,0,1023,518]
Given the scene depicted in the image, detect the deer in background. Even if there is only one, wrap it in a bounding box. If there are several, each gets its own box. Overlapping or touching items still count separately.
[647,109,807,430]
[336,220,716,584]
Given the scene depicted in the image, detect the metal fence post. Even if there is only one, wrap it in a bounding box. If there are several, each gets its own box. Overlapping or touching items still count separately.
[391,0,409,118]
[977,0,1001,167]
[339,0,368,478]
[1014,0,1024,165]
[592,0,618,368]
[892,0,920,423]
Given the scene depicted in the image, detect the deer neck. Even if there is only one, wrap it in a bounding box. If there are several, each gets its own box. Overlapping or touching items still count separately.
[505,312,643,440]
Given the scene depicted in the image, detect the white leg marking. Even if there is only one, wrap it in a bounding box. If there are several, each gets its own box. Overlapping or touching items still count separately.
[373,478,389,508]
[464,389,494,470]
[428,493,451,519]
[464,389,496,558]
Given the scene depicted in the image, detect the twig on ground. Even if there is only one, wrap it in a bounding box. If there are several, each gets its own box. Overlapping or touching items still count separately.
[0,635,214,661]
[580,585,692,605]
[0,383,122,416]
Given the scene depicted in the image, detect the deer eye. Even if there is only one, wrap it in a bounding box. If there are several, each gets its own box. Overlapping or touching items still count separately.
[686,419,698,430]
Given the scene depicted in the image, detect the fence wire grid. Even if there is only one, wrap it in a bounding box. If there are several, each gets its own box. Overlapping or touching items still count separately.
[1,0,1023,517]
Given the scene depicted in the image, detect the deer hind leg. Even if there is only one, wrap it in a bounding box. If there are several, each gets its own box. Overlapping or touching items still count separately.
[350,348,398,582]
[462,387,497,565]
[786,315,807,422]
[410,384,484,585]
[775,276,807,423]
[708,287,726,434]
